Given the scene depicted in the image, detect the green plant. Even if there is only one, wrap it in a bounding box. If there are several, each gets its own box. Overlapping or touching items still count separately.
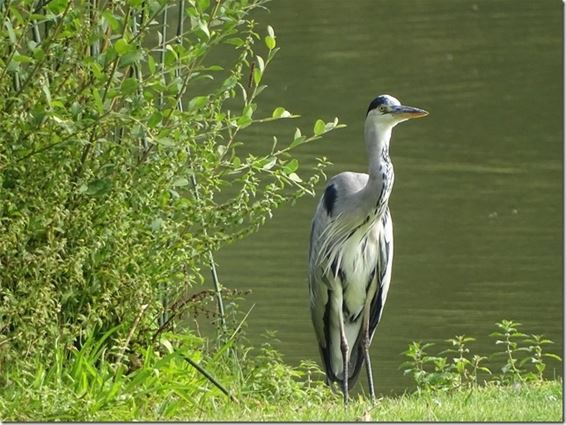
[441,335,490,387]
[0,0,343,368]
[519,334,561,382]
[490,320,528,383]
[402,320,561,393]
[401,341,447,392]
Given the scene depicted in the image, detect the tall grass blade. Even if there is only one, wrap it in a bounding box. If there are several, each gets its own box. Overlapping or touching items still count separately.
[181,354,237,403]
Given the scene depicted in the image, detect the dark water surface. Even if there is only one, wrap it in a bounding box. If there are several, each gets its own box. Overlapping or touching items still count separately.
[210,0,563,395]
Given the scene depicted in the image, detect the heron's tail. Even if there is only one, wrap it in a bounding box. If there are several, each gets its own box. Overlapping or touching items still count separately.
[318,336,366,391]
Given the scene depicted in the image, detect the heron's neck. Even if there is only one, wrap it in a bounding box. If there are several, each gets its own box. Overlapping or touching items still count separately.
[362,120,395,214]
[364,121,393,181]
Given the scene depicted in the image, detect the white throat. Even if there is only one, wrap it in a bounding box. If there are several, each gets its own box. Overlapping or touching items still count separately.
[364,116,395,179]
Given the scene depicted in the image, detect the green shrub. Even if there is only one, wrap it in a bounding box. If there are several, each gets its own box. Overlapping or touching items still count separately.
[0,0,342,368]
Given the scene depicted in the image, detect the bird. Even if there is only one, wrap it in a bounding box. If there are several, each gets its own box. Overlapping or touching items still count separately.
[308,94,428,403]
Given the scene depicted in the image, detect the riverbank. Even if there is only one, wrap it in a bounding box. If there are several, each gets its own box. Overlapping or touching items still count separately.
[209,380,563,422]
[2,377,561,422]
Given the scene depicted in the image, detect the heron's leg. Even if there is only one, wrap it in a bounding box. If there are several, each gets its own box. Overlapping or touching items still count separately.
[362,308,375,401]
[338,314,349,404]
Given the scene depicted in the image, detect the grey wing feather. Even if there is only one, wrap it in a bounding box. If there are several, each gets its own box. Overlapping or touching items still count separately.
[308,197,331,349]
[369,208,394,338]
[308,185,339,382]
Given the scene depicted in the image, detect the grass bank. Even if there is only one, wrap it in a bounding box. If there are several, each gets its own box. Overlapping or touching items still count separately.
[2,321,562,421]
[210,380,563,422]
[2,379,562,422]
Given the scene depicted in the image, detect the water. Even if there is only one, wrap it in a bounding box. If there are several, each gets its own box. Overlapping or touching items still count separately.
[209,0,563,395]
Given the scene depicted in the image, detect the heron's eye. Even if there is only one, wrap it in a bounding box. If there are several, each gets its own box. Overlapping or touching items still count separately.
[378,105,387,113]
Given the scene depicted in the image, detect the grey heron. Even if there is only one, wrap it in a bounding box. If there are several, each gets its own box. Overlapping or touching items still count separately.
[308,95,428,403]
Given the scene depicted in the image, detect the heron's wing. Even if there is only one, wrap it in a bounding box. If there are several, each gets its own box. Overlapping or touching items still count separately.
[308,191,332,348]
[308,183,340,382]
[368,208,394,339]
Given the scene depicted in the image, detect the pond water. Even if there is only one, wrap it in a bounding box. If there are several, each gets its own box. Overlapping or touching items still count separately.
[210,0,563,395]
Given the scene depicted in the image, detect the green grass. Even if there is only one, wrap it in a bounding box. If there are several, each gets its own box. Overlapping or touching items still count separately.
[1,324,562,422]
[209,381,563,422]
[1,375,562,422]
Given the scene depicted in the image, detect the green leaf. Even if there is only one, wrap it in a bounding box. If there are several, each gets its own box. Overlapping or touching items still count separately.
[40,77,52,105]
[85,179,112,196]
[148,111,162,128]
[46,0,67,13]
[173,178,189,187]
[288,173,302,182]
[12,53,33,64]
[261,157,277,170]
[243,104,254,118]
[188,96,208,110]
[164,44,178,65]
[543,353,562,361]
[256,55,265,73]
[119,50,143,67]
[102,10,121,32]
[221,76,237,91]
[197,0,210,10]
[272,107,291,118]
[148,54,156,74]
[283,159,299,173]
[156,137,175,147]
[92,88,104,115]
[314,119,325,135]
[120,77,138,95]
[237,116,252,128]
[161,338,174,354]
[267,25,275,38]
[197,20,210,39]
[253,67,262,86]
[114,39,130,55]
[225,37,244,47]
[4,19,16,45]
[265,35,276,50]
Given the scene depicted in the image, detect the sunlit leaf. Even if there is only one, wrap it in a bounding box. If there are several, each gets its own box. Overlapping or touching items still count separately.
[188,96,208,110]
[283,159,299,173]
[265,35,276,50]
[272,107,291,118]
[314,119,325,135]
[288,172,302,182]
[148,111,162,128]
[256,55,265,73]
[262,158,276,170]
[253,67,262,86]
[114,38,130,55]
[173,178,189,187]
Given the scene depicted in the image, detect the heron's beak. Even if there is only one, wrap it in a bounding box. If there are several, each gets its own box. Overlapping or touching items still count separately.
[390,105,429,120]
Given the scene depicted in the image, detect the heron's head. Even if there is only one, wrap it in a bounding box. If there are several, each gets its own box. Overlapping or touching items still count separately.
[366,95,428,128]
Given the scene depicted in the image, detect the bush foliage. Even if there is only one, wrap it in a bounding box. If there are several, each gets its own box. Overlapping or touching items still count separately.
[0,0,342,367]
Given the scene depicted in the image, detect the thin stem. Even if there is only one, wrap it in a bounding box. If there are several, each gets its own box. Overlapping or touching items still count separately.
[176,0,226,330]
[181,354,237,403]
[115,303,149,364]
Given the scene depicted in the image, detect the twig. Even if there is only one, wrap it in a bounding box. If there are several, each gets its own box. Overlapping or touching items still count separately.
[116,303,149,364]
